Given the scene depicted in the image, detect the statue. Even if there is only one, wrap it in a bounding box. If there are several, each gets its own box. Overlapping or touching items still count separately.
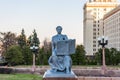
[43,26,76,78]
[49,26,72,73]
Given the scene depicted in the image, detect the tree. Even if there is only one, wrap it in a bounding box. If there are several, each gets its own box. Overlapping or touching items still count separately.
[0,32,17,54]
[95,48,111,65]
[115,51,120,65]
[17,29,33,65]
[71,45,86,65]
[43,38,51,54]
[95,49,102,65]
[22,46,33,65]
[27,35,32,46]
[104,48,111,65]
[38,47,44,65]
[30,29,40,47]
[5,45,23,66]
[17,29,26,48]
[95,48,120,65]
[110,48,120,65]
[36,39,51,65]
[27,30,40,53]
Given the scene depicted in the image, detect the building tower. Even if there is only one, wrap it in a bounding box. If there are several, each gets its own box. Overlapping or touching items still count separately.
[83,0,119,55]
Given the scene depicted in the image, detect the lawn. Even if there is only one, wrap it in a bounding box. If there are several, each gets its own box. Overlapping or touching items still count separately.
[0,73,42,80]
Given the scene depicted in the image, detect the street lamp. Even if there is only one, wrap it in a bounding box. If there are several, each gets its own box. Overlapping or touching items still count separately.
[30,45,39,73]
[98,36,108,74]
[30,45,39,53]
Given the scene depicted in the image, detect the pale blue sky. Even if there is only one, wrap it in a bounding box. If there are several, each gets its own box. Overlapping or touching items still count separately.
[0,0,119,45]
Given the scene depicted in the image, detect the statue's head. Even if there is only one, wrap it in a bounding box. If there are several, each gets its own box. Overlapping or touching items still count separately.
[56,26,62,34]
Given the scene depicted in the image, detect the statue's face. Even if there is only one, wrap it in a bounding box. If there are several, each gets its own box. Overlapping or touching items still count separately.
[56,26,62,34]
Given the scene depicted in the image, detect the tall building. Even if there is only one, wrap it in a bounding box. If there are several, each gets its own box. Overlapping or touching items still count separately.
[83,0,119,55]
[104,5,120,51]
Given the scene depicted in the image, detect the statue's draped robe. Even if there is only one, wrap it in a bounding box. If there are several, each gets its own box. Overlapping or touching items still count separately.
[48,34,71,72]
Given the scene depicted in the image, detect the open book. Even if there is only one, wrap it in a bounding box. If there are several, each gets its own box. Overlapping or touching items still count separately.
[56,39,75,56]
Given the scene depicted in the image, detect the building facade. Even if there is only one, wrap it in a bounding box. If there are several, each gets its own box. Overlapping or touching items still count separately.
[104,5,120,51]
[83,0,119,55]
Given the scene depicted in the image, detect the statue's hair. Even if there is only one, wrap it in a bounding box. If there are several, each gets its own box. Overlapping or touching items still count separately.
[56,26,62,30]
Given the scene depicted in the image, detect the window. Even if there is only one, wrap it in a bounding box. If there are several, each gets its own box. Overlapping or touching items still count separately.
[93,24,96,27]
[93,29,96,31]
[98,20,99,23]
[104,8,106,11]
[93,45,96,47]
[94,21,96,23]
[93,41,96,43]
[93,33,96,35]
[98,33,99,35]
[93,37,96,39]
[93,49,96,51]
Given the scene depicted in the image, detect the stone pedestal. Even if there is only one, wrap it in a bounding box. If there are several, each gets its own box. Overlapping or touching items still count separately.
[43,77,78,80]
[43,70,77,80]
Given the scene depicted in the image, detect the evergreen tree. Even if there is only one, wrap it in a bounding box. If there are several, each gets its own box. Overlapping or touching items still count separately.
[71,45,86,65]
[17,29,26,48]
[27,35,32,46]
[17,29,33,65]
[30,29,40,47]
[95,49,102,65]
[22,46,33,65]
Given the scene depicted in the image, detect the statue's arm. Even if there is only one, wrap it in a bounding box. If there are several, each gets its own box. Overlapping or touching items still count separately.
[52,37,56,56]
[52,42,55,52]
[64,35,68,40]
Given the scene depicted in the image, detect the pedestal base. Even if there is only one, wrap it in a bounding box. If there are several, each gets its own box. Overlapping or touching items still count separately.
[43,77,78,80]
[43,70,77,78]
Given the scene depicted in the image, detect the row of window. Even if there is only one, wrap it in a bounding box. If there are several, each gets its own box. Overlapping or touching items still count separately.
[93,32,100,35]
[93,8,107,11]
[108,44,120,48]
[105,29,120,35]
[109,38,120,42]
[104,11,120,39]
[93,0,114,2]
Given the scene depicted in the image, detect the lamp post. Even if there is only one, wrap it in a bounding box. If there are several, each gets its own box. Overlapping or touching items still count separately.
[98,36,108,74]
[29,29,40,73]
[30,45,39,73]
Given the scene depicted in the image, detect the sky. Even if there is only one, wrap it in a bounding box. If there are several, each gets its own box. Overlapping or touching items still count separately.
[0,0,119,45]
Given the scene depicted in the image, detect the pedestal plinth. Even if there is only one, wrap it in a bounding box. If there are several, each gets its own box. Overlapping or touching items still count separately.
[43,70,77,80]
[43,77,78,80]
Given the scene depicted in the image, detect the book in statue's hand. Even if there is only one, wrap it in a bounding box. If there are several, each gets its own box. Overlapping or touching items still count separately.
[56,39,75,56]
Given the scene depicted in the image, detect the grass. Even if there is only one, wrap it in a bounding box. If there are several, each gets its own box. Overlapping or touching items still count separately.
[0,73,42,80]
